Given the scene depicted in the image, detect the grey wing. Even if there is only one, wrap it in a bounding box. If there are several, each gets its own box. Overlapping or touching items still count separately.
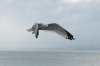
[34,24,39,38]
[44,23,75,40]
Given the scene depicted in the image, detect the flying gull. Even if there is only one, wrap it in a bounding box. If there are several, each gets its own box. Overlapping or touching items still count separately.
[26,23,75,40]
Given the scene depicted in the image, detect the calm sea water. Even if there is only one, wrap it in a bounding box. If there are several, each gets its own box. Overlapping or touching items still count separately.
[0,51,100,66]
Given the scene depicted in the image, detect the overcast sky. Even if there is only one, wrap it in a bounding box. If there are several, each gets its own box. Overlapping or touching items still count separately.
[0,0,100,50]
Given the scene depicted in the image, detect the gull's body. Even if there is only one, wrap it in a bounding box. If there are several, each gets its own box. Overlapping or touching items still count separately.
[27,23,75,40]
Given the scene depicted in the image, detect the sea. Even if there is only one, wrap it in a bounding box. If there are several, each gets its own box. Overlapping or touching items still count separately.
[0,50,100,66]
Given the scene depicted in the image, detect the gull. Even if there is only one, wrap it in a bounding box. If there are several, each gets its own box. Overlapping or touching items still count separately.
[26,23,75,40]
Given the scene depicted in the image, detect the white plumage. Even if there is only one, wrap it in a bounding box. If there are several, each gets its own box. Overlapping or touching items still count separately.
[27,23,75,40]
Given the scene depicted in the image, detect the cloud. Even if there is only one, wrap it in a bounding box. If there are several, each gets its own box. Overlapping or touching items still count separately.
[63,0,97,4]
[0,0,100,50]
[3,0,14,4]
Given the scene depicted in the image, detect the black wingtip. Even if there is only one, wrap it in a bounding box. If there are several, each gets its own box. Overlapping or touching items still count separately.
[66,37,75,40]
[66,31,75,40]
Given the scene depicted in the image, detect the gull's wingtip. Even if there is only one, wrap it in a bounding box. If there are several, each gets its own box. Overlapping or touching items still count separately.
[66,37,76,40]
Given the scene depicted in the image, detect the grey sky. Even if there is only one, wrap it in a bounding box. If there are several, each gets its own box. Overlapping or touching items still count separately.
[0,0,100,50]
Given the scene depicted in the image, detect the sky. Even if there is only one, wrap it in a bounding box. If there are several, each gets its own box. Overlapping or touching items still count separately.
[0,0,100,50]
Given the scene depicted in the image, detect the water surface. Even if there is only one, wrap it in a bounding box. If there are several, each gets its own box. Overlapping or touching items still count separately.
[0,51,100,66]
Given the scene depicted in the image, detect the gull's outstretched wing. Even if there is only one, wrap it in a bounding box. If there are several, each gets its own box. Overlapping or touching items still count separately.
[41,23,75,40]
